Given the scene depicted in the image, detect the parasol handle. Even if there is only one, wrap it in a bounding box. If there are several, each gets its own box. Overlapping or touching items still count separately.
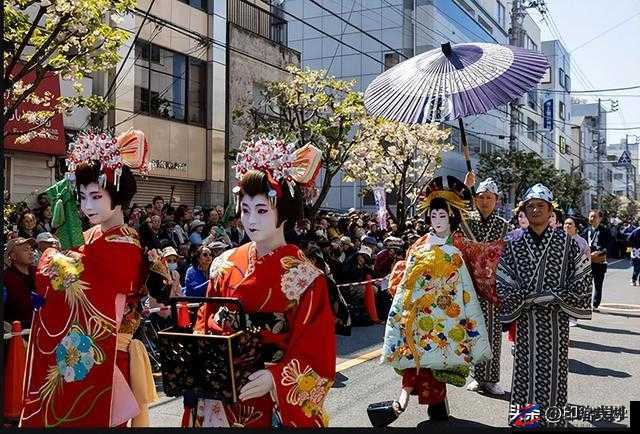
[458,118,477,209]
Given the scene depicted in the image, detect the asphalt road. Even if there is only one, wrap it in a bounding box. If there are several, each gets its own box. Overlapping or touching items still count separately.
[149,259,640,428]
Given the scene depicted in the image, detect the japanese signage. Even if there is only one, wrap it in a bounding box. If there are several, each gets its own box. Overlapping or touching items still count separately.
[543,99,554,131]
[4,65,65,155]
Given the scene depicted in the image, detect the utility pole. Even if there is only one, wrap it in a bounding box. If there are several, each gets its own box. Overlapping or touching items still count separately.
[508,0,547,152]
[626,134,631,200]
[596,98,602,207]
[508,0,523,152]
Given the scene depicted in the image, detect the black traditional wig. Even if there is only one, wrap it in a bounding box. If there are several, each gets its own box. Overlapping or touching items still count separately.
[237,169,303,228]
[74,162,137,210]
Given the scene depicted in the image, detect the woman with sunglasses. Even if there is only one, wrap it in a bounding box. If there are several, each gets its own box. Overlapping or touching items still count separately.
[184,245,213,297]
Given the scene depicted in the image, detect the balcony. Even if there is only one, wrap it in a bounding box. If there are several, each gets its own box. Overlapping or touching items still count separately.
[228,0,288,46]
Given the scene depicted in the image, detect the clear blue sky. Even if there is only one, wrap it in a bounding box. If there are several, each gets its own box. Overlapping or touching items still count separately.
[529,0,640,146]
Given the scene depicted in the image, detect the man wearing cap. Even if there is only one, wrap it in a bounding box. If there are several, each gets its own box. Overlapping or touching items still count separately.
[496,184,592,428]
[3,238,37,327]
[34,232,60,264]
[463,177,510,396]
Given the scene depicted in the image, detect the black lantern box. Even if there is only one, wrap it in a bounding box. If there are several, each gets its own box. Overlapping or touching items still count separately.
[157,297,263,403]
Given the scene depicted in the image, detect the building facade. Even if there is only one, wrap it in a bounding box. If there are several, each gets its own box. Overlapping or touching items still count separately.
[573,101,609,211]
[540,39,574,172]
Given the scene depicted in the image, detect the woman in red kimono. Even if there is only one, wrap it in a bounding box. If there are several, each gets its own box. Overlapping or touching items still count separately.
[20,131,159,427]
[183,139,336,428]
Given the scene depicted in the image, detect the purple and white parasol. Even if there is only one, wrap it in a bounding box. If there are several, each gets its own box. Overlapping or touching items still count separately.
[364,42,550,124]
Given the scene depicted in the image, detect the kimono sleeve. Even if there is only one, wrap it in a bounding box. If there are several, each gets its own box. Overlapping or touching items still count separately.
[267,276,336,427]
[495,241,526,323]
[553,238,593,320]
[458,262,491,365]
[105,237,144,296]
[387,260,406,297]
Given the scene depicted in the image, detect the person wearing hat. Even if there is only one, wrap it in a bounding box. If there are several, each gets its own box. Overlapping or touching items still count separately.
[34,232,60,263]
[462,177,510,396]
[146,247,184,321]
[206,240,230,259]
[496,183,592,428]
[189,219,206,247]
[3,237,37,327]
[374,237,404,278]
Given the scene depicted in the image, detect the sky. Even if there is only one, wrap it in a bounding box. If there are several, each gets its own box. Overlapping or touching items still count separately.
[528,0,640,147]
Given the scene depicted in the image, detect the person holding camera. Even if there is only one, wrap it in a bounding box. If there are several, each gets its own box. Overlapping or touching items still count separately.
[582,210,610,311]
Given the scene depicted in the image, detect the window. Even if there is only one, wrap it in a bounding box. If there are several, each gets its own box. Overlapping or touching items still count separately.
[564,73,570,91]
[179,0,208,11]
[559,136,567,154]
[477,16,493,34]
[497,1,506,28]
[559,68,565,88]
[455,0,475,17]
[134,41,207,126]
[187,58,206,124]
[527,89,537,109]
[384,52,400,70]
[559,101,566,120]
[527,117,537,142]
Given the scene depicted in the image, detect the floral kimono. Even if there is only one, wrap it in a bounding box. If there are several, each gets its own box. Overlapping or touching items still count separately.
[381,232,491,403]
[184,242,336,428]
[20,225,157,428]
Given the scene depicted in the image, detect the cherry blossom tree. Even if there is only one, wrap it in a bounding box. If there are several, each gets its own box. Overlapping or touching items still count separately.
[3,0,136,144]
[343,118,453,227]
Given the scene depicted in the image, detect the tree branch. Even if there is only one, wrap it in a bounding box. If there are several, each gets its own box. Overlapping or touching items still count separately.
[4,6,47,80]
[8,13,72,86]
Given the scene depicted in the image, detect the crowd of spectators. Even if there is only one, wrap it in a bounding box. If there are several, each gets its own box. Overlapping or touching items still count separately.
[5,190,640,333]
[2,192,426,330]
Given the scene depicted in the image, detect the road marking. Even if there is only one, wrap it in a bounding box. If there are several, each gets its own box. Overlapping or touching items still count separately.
[336,348,381,372]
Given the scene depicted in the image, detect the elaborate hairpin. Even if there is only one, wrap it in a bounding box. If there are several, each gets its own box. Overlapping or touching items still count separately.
[233,137,322,206]
[66,129,150,191]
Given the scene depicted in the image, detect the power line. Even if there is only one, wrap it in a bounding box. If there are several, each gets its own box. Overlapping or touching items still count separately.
[104,0,158,100]
[570,11,640,53]
[271,4,387,68]
[308,0,407,61]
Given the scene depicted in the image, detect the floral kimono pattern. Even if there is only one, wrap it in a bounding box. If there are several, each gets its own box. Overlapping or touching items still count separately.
[381,233,491,373]
[185,242,336,428]
[20,225,145,427]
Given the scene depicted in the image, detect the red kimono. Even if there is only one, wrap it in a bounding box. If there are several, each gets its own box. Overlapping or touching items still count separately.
[184,242,336,428]
[20,225,145,427]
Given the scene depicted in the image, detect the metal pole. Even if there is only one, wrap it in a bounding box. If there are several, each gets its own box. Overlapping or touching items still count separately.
[508,0,522,152]
[596,98,602,207]
[627,134,630,199]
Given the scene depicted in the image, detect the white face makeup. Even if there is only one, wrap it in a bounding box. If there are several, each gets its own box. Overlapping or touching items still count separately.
[240,194,279,243]
[79,183,120,226]
[430,209,451,236]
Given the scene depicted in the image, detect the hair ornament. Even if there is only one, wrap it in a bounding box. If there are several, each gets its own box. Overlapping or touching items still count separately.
[66,129,150,191]
[233,137,322,205]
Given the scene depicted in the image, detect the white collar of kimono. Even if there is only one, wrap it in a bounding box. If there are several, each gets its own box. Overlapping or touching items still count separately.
[426,232,451,248]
